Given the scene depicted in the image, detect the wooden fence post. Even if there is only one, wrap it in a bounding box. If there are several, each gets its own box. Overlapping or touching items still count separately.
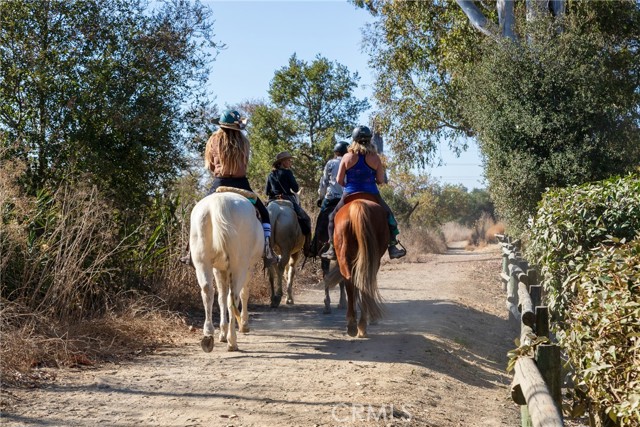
[535,306,549,338]
[536,343,563,416]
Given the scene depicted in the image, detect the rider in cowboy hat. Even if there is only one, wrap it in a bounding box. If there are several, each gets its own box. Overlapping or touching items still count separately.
[180,109,278,267]
[265,151,313,257]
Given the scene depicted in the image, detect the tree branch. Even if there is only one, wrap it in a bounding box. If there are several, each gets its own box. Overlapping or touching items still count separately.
[455,0,498,38]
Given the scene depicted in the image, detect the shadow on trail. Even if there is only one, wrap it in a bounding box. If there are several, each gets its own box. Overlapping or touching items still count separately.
[238,297,516,390]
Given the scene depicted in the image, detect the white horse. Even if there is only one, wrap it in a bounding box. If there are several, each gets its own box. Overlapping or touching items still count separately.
[189,192,263,352]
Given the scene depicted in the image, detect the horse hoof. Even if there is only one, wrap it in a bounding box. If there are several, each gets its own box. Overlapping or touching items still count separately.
[219,333,227,343]
[201,336,214,353]
[357,331,368,338]
[347,324,358,337]
[239,323,250,333]
[286,298,294,305]
[270,296,281,308]
[323,307,331,314]
[227,344,238,352]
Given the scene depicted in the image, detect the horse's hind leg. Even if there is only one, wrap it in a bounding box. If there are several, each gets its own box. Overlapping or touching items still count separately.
[214,270,229,344]
[226,288,240,351]
[345,283,358,337]
[238,270,251,333]
[357,305,368,338]
[338,281,347,309]
[285,253,300,305]
[195,267,216,352]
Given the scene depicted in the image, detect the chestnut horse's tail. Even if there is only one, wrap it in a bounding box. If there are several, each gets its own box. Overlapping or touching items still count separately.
[350,201,384,321]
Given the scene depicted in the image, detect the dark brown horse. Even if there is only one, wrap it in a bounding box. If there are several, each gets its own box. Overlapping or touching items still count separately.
[322,193,389,337]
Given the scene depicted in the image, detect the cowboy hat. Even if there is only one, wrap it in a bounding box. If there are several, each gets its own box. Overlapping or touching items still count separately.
[273,151,294,166]
[213,109,248,130]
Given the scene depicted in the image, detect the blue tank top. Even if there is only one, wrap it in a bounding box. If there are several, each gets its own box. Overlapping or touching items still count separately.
[344,154,379,195]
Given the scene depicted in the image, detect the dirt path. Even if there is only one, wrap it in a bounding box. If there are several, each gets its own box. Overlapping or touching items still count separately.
[2,244,519,426]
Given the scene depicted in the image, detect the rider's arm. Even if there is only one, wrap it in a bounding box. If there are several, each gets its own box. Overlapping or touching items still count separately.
[318,162,329,197]
[373,154,385,185]
[286,169,299,193]
[265,175,272,197]
[336,154,349,187]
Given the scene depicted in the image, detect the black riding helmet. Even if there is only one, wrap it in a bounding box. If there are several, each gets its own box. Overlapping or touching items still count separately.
[352,125,372,142]
[333,141,349,156]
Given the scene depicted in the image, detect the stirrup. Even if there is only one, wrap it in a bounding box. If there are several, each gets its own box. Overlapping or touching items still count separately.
[321,245,337,260]
[388,240,407,259]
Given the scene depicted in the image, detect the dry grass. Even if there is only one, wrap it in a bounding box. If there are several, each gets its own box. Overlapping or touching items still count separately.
[0,297,187,387]
[441,221,474,243]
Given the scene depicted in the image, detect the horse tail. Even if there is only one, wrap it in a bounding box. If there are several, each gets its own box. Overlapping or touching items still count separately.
[209,195,234,267]
[350,201,384,321]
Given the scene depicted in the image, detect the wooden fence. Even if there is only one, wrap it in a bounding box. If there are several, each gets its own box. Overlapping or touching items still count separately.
[496,234,564,427]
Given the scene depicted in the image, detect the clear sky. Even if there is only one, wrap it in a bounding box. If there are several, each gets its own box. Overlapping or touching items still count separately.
[202,0,486,190]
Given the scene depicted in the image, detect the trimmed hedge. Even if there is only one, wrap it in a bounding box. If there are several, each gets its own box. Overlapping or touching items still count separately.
[526,173,640,426]
[526,173,640,317]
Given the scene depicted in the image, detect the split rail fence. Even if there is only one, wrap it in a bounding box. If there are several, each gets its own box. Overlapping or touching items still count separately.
[496,234,564,427]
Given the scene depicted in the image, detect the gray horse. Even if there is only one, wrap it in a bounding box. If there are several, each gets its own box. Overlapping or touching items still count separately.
[267,200,304,308]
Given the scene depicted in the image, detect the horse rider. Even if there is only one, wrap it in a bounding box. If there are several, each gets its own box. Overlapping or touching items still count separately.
[265,151,313,257]
[322,125,406,260]
[180,109,278,268]
[310,141,349,257]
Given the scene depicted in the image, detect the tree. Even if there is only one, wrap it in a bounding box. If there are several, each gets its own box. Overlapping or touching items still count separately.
[0,0,220,211]
[268,54,369,172]
[356,0,640,235]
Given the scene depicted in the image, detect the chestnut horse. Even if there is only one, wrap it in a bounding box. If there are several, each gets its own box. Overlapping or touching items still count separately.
[322,193,389,337]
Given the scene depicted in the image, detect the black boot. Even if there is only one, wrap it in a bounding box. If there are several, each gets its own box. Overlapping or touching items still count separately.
[388,240,406,259]
[263,242,278,268]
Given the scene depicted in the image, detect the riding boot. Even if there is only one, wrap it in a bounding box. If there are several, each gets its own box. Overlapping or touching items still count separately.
[263,241,278,268]
[388,239,407,259]
[321,242,337,260]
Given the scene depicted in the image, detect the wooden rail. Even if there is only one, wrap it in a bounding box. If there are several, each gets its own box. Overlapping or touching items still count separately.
[495,234,564,427]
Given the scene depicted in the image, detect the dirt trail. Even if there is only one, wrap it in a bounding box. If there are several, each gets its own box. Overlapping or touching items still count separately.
[2,244,519,426]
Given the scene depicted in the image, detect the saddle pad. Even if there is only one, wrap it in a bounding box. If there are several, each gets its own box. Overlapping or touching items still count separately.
[216,186,257,204]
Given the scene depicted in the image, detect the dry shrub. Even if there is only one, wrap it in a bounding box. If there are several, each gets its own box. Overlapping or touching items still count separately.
[0,295,186,387]
[485,222,505,243]
[440,221,473,243]
[470,212,504,247]
[393,226,447,263]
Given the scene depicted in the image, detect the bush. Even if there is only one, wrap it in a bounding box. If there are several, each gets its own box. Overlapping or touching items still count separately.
[526,173,640,317]
[559,239,640,426]
[525,173,640,426]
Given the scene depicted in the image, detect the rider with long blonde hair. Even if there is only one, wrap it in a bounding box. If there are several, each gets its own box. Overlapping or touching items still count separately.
[322,125,406,260]
[181,110,277,267]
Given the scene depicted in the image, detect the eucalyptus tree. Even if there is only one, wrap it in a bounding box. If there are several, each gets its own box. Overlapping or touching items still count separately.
[0,0,220,211]
[356,0,640,235]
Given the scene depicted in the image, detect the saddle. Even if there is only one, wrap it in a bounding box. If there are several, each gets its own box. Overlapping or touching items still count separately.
[343,192,379,205]
[216,186,257,204]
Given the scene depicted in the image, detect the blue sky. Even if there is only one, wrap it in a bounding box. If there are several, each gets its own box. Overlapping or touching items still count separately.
[202,0,486,189]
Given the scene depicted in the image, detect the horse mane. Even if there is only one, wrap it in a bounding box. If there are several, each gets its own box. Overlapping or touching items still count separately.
[349,201,385,321]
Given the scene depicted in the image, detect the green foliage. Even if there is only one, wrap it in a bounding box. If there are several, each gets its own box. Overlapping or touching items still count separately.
[268,54,369,176]
[0,0,220,211]
[558,239,640,426]
[526,173,640,317]
[461,13,640,235]
[356,0,483,165]
[358,0,640,237]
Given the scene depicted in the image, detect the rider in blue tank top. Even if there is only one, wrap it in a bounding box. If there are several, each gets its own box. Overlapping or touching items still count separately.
[322,125,406,260]
[343,154,379,195]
